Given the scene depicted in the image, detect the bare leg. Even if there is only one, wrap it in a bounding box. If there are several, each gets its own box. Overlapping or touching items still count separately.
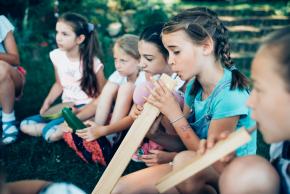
[109,82,134,123]
[112,164,179,194]
[0,61,23,113]
[76,99,99,121]
[94,82,118,125]
[6,180,50,194]
[0,61,24,144]
[47,125,64,142]
[106,83,134,143]
[172,151,219,194]
[219,155,280,194]
[20,124,45,136]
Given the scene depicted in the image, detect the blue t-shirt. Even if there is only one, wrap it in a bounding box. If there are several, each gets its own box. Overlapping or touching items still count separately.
[0,15,14,53]
[185,69,257,156]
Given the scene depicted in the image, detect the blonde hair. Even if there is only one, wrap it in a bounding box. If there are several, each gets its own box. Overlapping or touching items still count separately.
[115,34,140,60]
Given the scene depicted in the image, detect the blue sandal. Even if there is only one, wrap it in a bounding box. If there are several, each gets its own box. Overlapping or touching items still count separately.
[2,120,19,144]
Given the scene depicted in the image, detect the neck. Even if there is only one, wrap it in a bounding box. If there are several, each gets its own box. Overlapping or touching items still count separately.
[127,71,139,83]
[65,46,80,61]
[197,61,224,99]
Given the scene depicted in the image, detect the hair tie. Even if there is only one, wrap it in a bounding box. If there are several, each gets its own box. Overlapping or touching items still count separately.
[229,65,237,71]
[88,23,95,33]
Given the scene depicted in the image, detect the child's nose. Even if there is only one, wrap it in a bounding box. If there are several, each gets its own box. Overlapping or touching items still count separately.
[138,62,147,71]
[168,56,175,66]
[115,61,121,69]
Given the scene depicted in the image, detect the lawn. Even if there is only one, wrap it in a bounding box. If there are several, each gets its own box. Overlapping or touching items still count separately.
[1,135,146,193]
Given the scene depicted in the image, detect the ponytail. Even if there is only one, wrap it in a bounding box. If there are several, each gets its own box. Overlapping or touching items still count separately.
[80,24,103,97]
[58,12,103,98]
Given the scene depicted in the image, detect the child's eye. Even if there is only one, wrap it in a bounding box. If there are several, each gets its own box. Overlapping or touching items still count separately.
[173,50,180,55]
[145,57,153,62]
[253,86,262,93]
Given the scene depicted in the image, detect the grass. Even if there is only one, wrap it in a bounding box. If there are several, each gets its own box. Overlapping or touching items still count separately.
[1,135,146,193]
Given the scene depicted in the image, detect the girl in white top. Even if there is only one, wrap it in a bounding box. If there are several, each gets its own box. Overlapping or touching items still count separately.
[74,24,185,161]
[0,15,26,144]
[20,12,106,142]
[62,34,140,162]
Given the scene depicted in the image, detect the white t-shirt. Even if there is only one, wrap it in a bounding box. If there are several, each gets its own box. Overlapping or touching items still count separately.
[49,49,103,105]
[108,71,127,85]
[0,15,14,53]
[108,70,148,86]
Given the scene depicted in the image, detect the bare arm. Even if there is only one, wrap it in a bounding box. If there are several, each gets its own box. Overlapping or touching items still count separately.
[146,115,185,152]
[0,31,19,65]
[96,66,106,94]
[102,115,134,135]
[94,81,118,125]
[76,104,137,141]
[76,98,99,121]
[109,82,135,123]
[39,68,63,114]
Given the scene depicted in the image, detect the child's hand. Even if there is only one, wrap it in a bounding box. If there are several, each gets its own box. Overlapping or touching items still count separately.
[146,80,182,122]
[40,102,50,115]
[59,122,72,133]
[130,105,143,120]
[70,105,79,114]
[197,131,236,163]
[141,150,176,166]
[76,120,106,141]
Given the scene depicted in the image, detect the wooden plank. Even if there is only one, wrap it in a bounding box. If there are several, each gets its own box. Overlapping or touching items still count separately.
[156,127,254,193]
[92,74,177,194]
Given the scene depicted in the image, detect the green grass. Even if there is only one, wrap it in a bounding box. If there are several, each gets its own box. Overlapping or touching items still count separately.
[1,135,146,193]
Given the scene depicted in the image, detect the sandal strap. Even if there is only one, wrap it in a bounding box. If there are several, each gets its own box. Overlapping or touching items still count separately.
[42,126,58,142]
[3,121,18,134]
[2,121,18,144]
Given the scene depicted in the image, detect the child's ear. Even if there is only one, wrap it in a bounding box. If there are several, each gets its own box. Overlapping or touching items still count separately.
[76,34,86,45]
[202,37,214,56]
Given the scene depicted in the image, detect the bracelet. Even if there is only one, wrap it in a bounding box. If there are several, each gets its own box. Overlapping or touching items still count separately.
[170,114,185,124]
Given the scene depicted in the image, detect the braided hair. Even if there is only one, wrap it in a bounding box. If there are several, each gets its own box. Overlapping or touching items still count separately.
[162,7,249,97]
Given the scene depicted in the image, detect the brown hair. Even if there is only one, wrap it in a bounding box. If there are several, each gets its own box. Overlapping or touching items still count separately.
[58,12,103,97]
[262,27,290,91]
[162,7,249,96]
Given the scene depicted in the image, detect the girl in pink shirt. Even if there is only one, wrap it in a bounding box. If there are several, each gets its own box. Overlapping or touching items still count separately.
[20,12,106,142]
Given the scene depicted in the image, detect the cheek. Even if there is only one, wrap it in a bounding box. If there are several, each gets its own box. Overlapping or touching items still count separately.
[127,61,138,71]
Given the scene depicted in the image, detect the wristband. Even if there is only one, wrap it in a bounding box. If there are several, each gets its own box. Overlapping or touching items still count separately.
[170,114,185,124]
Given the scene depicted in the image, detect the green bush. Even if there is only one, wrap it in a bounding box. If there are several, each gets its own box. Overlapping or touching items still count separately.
[9,0,175,119]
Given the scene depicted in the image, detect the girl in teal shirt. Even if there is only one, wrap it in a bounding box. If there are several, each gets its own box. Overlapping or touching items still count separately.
[113,7,256,194]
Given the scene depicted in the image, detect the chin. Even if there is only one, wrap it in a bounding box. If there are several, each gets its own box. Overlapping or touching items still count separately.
[261,127,283,144]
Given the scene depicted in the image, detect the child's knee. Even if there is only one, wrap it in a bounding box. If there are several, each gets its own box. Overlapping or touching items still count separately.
[111,180,127,194]
[172,151,196,170]
[220,156,280,194]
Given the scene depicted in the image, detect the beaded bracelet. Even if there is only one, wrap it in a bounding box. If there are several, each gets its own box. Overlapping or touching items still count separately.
[170,114,185,124]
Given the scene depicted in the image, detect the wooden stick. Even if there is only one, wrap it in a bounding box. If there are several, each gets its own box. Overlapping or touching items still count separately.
[156,126,256,193]
[92,74,177,194]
